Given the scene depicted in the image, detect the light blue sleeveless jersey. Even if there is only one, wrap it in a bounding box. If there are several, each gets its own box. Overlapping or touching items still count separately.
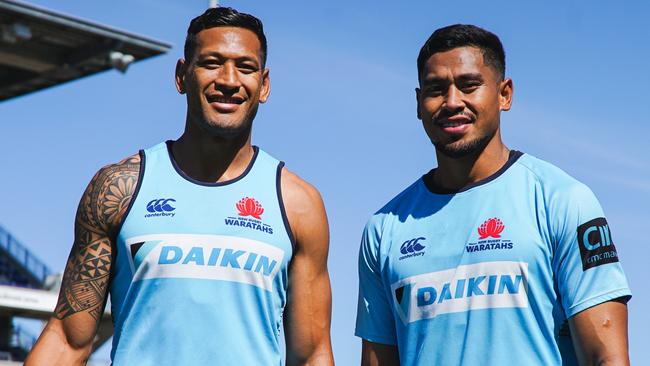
[110,141,294,365]
[355,151,631,365]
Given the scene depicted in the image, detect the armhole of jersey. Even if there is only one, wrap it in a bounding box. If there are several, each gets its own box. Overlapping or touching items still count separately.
[276,161,296,252]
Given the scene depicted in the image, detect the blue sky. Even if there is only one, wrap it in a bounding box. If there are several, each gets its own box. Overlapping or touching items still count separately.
[1,0,648,364]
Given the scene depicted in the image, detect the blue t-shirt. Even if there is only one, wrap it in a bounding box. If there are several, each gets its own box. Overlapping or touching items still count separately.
[355,151,631,365]
[109,142,294,365]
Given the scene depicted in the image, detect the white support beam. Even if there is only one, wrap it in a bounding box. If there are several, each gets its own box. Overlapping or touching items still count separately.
[0,284,112,351]
[0,285,57,319]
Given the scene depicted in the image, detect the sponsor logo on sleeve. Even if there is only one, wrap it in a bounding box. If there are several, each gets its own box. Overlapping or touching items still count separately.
[577,217,619,271]
[391,261,529,323]
[225,197,274,234]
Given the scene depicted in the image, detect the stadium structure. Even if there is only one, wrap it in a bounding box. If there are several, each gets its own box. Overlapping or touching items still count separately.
[0,0,170,363]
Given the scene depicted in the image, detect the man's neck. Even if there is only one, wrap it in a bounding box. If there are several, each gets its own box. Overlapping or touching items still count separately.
[172,126,254,184]
[432,135,510,191]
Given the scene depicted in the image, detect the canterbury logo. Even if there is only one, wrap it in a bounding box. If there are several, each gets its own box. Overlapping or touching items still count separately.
[146,198,176,213]
[236,197,264,220]
[400,237,426,255]
[478,218,505,239]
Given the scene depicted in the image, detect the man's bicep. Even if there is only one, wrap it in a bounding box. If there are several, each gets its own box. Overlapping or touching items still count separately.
[27,175,116,365]
[284,248,332,364]
[53,172,115,345]
[568,299,629,365]
[55,231,112,323]
[54,155,140,344]
[282,170,333,364]
[28,155,140,364]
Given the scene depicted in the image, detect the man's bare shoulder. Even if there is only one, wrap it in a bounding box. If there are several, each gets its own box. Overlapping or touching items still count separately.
[280,167,324,217]
[82,153,142,234]
[279,167,328,251]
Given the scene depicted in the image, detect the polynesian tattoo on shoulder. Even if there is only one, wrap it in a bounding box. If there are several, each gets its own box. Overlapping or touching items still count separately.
[55,155,140,321]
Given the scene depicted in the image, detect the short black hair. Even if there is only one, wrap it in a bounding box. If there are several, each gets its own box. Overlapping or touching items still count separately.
[184,7,267,66]
[417,24,505,82]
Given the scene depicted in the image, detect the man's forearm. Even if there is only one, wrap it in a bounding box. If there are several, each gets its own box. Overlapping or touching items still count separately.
[25,319,93,366]
[286,345,334,366]
[594,354,630,366]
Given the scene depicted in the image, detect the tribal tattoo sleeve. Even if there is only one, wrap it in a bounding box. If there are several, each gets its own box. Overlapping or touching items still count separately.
[54,154,141,321]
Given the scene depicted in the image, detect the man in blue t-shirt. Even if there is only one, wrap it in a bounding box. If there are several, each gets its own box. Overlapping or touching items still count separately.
[356,24,631,365]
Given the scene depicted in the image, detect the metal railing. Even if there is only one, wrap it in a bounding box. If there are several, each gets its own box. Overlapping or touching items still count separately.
[0,224,50,286]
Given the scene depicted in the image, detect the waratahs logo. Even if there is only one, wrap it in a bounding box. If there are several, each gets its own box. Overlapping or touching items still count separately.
[478,218,504,239]
[466,217,513,253]
[237,197,264,219]
[399,237,426,260]
[225,197,273,234]
[144,198,176,218]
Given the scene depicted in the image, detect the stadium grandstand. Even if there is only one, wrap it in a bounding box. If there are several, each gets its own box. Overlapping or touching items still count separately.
[0,0,170,363]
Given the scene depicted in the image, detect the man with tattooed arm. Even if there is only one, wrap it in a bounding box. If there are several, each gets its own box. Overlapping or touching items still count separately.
[26,7,334,366]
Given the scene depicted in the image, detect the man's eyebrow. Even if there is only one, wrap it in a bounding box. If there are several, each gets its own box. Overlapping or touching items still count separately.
[421,76,449,85]
[456,73,484,82]
[198,51,260,65]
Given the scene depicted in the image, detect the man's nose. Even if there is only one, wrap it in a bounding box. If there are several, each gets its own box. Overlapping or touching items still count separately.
[215,62,240,91]
[442,85,465,111]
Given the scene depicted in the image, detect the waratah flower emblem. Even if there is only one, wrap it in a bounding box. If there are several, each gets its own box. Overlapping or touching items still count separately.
[477,217,505,239]
[236,197,264,220]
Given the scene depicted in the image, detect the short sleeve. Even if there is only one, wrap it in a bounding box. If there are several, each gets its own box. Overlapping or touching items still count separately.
[551,183,631,318]
[355,221,397,345]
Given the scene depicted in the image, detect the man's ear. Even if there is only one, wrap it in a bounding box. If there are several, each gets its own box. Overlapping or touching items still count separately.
[259,68,270,103]
[499,78,513,111]
[175,58,187,94]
